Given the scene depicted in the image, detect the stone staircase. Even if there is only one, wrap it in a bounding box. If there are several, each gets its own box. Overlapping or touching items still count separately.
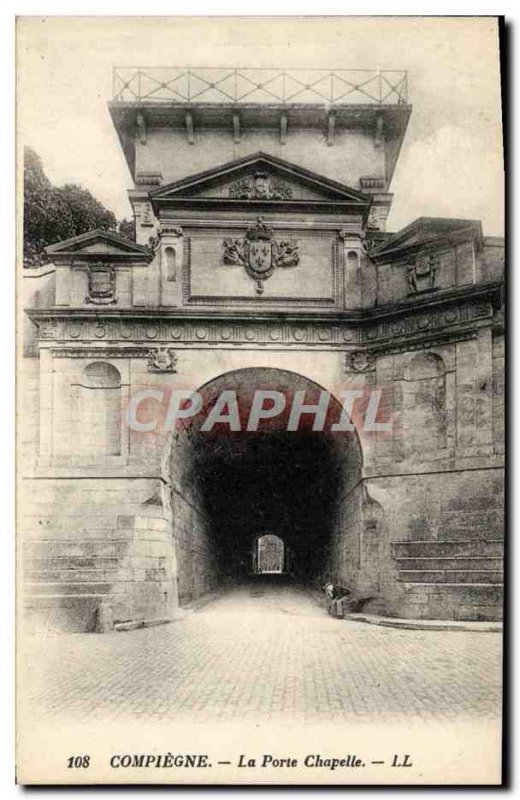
[22,517,175,632]
[391,540,504,621]
[22,538,130,631]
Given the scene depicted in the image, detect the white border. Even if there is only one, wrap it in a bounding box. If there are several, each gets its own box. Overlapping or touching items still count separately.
[3,5,513,796]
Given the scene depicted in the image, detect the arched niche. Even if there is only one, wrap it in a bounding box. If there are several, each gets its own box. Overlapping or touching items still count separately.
[73,361,122,457]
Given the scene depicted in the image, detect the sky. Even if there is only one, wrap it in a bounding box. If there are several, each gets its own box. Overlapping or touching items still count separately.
[17,16,504,235]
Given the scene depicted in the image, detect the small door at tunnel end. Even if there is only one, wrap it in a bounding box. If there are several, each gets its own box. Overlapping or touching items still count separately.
[255,534,285,574]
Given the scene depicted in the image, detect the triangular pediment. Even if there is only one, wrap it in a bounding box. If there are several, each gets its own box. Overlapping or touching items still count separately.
[45,229,154,264]
[370,217,483,261]
[151,152,370,207]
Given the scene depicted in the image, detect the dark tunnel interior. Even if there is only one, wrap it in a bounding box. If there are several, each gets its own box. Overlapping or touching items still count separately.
[170,368,363,598]
[189,428,346,582]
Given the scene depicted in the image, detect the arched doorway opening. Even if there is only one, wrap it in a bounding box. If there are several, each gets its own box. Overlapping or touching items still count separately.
[255,534,285,574]
[169,367,363,605]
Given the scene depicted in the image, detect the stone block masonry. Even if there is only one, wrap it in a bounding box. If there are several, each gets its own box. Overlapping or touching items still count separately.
[20,68,505,629]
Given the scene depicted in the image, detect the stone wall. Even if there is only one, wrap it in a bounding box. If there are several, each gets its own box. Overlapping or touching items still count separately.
[329,481,395,616]
[19,315,505,626]
[19,82,505,630]
[135,127,385,193]
[324,461,504,621]
[172,486,219,606]
[367,468,504,620]
[492,333,505,456]
[19,476,178,632]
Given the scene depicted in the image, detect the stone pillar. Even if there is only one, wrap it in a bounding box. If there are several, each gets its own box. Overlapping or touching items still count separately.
[112,514,179,623]
[38,347,53,465]
[54,265,71,306]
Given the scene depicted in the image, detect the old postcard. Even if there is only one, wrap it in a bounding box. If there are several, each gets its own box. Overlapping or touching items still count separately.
[16,15,505,785]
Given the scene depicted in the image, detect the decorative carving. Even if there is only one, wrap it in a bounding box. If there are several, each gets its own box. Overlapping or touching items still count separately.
[274,239,300,267]
[148,227,183,253]
[407,253,439,294]
[160,225,183,237]
[360,176,386,191]
[185,232,336,306]
[135,171,162,186]
[67,322,83,339]
[31,295,494,354]
[147,348,178,373]
[367,207,381,231]
[147,234,159,252]
[94,323,107,338]
[339,227,364,243]
[345,350,375,373]
[222,238,247,266]
[229,172,293,200]
[141,203,154,227]
[85,263,117,305]
[147,225,183,253]
[359,230,380,256]
[223,218,299,294]
[39,321,58,339]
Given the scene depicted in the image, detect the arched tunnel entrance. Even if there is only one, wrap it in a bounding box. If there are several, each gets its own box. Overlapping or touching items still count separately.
[169,368,363,605]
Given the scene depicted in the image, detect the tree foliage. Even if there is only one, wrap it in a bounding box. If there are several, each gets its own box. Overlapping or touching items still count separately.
[23,147,119,267]
[117,217,136,242]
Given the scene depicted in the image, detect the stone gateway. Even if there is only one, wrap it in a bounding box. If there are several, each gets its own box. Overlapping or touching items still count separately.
[21,67,504,632]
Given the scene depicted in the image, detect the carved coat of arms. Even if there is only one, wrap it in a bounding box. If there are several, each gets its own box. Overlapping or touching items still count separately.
[147,348,178,373]
[345,350,375,373]
[223,218,299,294]
[85,262,117,305]
[407,252,439,294]
[228,172,293,200]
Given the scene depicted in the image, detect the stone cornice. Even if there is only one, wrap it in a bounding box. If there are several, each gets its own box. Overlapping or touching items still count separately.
[368,329,478,356]
[26,280,503,326]
[159,217,355,230]
[153,198,367,217]
[45,228,154,266]
[150,150,371,203]
[369,218,484,262]
[27,291,497,355]
[149,151,372,220]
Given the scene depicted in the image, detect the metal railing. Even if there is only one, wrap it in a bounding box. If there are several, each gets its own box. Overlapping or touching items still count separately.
[112,67,408,106]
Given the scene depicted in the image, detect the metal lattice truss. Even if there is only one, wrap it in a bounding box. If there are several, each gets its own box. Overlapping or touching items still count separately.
[112,67,408,106]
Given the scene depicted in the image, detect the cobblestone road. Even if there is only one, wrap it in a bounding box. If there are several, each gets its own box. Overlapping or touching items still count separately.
[22,579,502,725]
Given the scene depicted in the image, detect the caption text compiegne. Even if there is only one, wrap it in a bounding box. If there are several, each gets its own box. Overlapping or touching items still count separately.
[68,752,414,771]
